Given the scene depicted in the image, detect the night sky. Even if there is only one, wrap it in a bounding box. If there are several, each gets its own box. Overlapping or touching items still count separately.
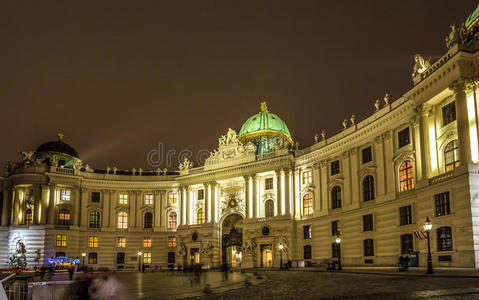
[1,1,478,171]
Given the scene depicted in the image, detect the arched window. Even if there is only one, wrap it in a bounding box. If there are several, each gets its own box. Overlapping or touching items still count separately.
[303,193,313,215]
[144,212,153,228]
[363,175,375,201]
[399,161,414,192]
[117,212,128,229]
[25,209,32,225]
[331,186,341,209]
[168,212,177,229]
[400,234,413,254]
[89,211,100,228]
[265,200,274,217]
[58,209,70,225]
[197,208,205,224]
[444,140,460,172]
[437,226,453,251]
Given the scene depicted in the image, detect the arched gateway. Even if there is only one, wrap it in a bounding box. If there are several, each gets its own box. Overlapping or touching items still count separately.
[221,214,243,268]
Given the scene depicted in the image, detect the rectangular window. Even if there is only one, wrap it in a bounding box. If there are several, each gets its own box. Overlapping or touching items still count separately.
[168,236,176,247]
[331,160,340,176]
[265,178,273,190]
[442,101,456,126]
[399,205,412,226]
[143,237,152,248]
[362,146,372,164]
[56,234,67,247]
[117,237,126,248]
[89,236,98,248]
[198,189,204,200]
[143,252,151,264]
[88,252,97,264]
[91,192,100,203]
[303,245,312,259]
[303,225,312,239]
[398,127,410,148]
[60,189,71,201]
[168,252,176,264]
[435,192,451,217]
[55,251,66,258]
[116,252,125,264]
[144,193,153,205]
[169,194,177,205]
[363,214,373,231]
[331,220,341,236]
[437,227,453,251]
[119,193,128,205]
[302,171,312,185]
[363,239,374,256]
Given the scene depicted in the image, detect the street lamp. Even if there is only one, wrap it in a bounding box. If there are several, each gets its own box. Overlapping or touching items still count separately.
[279,244,284,270]
[335,235,342,271]
[138,250,142,272]
[81,252,86,271]
[423,217,434,274]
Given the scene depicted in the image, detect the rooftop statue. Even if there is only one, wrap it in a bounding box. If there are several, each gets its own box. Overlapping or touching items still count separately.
[412,54,431,78]
[178,158,193,171]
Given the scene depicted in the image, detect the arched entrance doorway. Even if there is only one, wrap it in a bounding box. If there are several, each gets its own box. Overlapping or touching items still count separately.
[221,214,243,268]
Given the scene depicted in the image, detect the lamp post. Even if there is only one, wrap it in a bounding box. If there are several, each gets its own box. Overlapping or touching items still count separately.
[335,235,342,271]
[81,252,86,271]
[279,244,284,270]
[423,217,434,274]
[138,250,142,272]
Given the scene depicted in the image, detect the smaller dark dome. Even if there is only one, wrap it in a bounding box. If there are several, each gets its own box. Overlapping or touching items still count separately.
[36,134,79,158]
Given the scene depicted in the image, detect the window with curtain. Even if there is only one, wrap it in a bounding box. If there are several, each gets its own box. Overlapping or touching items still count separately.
[117,212,128,229]
[168,212,177,228]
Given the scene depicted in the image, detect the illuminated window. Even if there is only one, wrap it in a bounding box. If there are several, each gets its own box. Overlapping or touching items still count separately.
[119,193,128,205]
[144,193,153,205]
[89,211,100,228]
[144,212,153,228]
[143,252,151,264]
[198,189,204,200]
[169,194,177,205]
[60,189,71,201]
[168,212,177,229]
[117,212,128,229]
[303,193,313,215]
[89,236,98,248]
[363,175,375,201]
[302,170,312,184]
[56,234,67,247]
[265,200,274,217]
[88,252,97,264]
[265,178,273,190]
[442,101,456,126]
[399,161,414,191]
[331,220,341,236]
[168,236,176,247]
[197,208,205,224]
[331,186,341,209]
[117,237,126,248]
[25,209,32,225]
[143,237,152,248]
[58,209,70,225]
[444,140,460,172]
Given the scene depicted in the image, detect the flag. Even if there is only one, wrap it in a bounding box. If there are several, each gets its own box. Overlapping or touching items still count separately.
[414,231,427,240]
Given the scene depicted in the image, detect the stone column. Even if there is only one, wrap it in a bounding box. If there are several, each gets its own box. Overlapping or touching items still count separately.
[204,184,210,223]
[129,191,136,228]
[181,188,186,225]
[293,170,301,217]
[154,191,161,230]
[374,135,386,196]
[284,170,291,216]
[80,187,88,227]
[136,191,142,228]
[450,79,473,166]
[209,182,217,223]
[160,190,166,228]
[47,184,56,225]
[275,169,282,216]
[12,187,20,225]
[252,175,258,218]
[102,190,110,228]
[312,164,320,214]
[243,176,250,219]
[33,184,42,225]
[319,161,328,212]
[186,187,191,225]
[413,104,431,181]
[383,131,394,195]
[2,188,11,226]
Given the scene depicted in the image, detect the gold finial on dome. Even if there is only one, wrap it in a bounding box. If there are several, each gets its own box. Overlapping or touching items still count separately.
[260,101,268,112]
[58,133,64,141]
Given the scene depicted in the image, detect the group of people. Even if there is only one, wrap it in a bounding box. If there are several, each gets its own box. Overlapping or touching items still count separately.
[398,254,410,271]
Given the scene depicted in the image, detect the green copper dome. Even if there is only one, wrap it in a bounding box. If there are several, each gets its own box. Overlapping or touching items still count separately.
[238,102,293,154]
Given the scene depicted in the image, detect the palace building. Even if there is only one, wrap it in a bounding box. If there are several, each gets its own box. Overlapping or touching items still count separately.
[3,7,479,270]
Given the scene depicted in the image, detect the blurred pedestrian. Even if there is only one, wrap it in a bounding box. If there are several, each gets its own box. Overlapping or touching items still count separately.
[68,266,75,280]
[222,262,229,281]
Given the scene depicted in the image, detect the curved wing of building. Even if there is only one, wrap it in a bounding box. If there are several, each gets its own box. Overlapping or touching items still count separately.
[3,8,479,270]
